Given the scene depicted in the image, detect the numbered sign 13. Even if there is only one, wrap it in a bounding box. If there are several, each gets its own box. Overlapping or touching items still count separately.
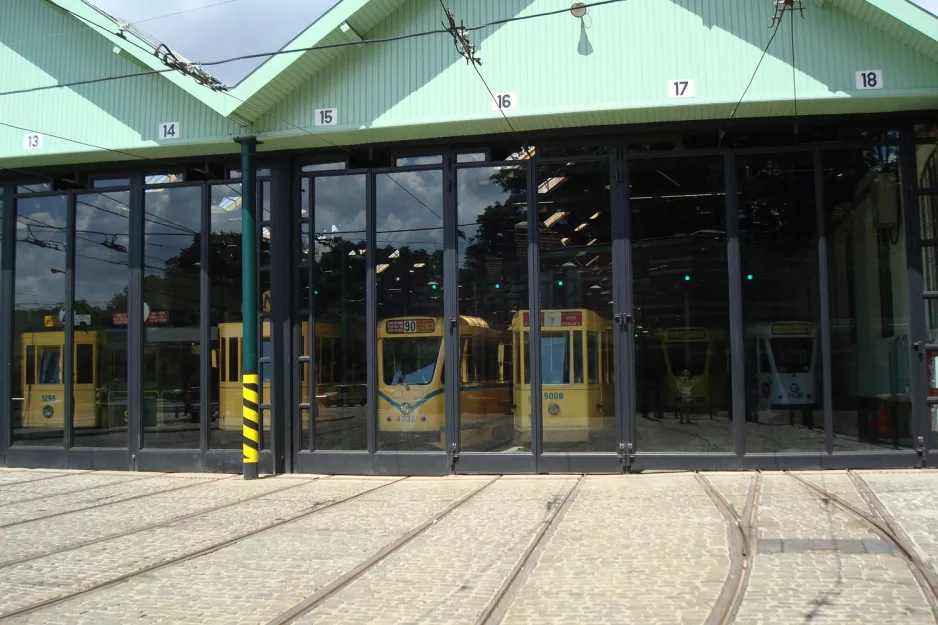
[158,122,180,140]
[492,92,516,111]
[315,108,338,126]
[669,79,695,99]
[23,132,43,150]
[856,70,883,90]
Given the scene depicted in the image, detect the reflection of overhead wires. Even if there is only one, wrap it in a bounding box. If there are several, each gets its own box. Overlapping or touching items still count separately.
[381,174,443,222]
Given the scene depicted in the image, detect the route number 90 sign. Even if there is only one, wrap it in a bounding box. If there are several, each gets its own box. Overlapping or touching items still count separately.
[386,319,435,334]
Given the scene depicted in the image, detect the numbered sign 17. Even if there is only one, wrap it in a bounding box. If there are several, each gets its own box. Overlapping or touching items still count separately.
[492,92,516,111]
[315,108,338,126]
[158,122,180,140]
[23,132,43,150]
[668,79,695,99]
[856,70,883,90]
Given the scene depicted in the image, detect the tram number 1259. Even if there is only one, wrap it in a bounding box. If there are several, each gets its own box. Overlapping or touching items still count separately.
[544,392,564,400]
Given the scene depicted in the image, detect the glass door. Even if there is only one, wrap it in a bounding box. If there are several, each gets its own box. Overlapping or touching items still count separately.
[627,155,734,454]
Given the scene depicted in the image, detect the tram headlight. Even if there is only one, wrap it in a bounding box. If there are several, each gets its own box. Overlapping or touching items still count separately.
[42,405,54,419]
[548,403,560,416]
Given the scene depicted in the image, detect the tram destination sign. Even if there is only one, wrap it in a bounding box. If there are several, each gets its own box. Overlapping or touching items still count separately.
[522,311,583,328]
[771,323,812,336]
[386,319,435,334]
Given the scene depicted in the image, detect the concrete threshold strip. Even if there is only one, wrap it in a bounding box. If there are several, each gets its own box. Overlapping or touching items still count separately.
[696,472,762,625]
[0,474,236,530]
[786,470,938,620]
[0,475,322,570]
[0,476,408,621]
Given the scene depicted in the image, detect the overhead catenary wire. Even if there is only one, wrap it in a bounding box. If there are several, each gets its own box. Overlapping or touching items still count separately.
[0,0,626,98]
[718,12,786,146]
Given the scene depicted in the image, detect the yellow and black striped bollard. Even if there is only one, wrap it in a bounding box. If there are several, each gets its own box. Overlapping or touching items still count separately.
[242,373,260,479]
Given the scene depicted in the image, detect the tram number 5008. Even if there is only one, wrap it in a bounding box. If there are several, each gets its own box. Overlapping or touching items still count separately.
[544,392,564,400]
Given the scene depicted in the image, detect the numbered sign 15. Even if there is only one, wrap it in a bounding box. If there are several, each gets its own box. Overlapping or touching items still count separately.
[315,108,338,126]
[23,132,43,150]
[158,122,180,140]
[492,92,516,111]
[669,79,695,99]
[856,70,883,90]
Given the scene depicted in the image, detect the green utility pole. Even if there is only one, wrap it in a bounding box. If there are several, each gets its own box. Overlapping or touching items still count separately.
[236,136,260,480]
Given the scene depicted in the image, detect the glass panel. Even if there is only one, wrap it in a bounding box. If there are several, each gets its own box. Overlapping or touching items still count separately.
[537,161,615,452]
[631,156,732,452]
[376,170,444,451]
[301,162,346,173]
[456,152,486,164]
[824,147,912,450]
[210,183,242,449]
[395,155,443,167]
[456,165,528,452]
[313,175,367,450]
[73,191,130,446]
[142,186,202,449]
[916,129,937,192]
[738,154,824,452]
[13,194,67,446]
[92,178,130,189]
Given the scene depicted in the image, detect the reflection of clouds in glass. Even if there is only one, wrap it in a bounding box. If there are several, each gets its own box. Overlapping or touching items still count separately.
[15,196,67,312]
[314,175,366,240]
[145,187,201,277]
[75,192,130,310]
[456,167,521,265]
[376,171,443,251]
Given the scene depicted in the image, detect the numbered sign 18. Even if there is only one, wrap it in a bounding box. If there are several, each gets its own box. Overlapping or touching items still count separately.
[492,92,516,111]
[23,132,43,150]
[856,70,883,90]
[315,108,338,126]
[158,122,180,140]
[669,79,695,99]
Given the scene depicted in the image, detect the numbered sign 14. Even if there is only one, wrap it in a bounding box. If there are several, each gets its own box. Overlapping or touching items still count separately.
[23,132,43,150]
[315,108,338,126]
[158,122,180,140]
[669,79,695,99]
[856,70,883,90]
[492,92,516,111]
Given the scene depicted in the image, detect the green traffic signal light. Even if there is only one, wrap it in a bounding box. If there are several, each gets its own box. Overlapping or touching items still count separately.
[747,274,753,280]
[494,283,500,289]
[557,280,564,286]
[684,275,691,281]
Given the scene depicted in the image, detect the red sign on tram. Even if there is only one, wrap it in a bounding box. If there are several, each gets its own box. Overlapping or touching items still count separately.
[522,311,583,328]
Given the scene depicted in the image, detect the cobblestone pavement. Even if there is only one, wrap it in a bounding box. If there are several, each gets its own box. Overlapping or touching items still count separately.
[0,469,934,624]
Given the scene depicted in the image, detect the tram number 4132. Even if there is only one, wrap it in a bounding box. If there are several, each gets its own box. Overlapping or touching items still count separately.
[544,392,564,400]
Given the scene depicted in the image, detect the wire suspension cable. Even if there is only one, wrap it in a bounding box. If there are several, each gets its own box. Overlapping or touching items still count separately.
[1,0,626,98]
[718,14,785,146]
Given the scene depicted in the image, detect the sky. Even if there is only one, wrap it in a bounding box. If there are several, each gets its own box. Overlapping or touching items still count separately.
[89,0,340,85]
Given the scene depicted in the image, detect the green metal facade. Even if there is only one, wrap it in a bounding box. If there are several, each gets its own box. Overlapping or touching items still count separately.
[1,0,937,165]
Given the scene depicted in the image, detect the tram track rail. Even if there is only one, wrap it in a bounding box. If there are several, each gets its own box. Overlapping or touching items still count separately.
[0,472,165,508]
[0,470,93,489]
[265,476,504,625]
[473,474,584,625]
[697,472,761,625]
[785,470,938,618]
[0,474,237,530]
[0,476,322,570]
[0,476,408,621]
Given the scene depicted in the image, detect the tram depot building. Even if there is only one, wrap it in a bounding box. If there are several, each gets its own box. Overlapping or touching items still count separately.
[1,0,938,476]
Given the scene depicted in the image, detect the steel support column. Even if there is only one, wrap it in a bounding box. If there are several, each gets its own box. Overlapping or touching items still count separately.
[236,137,260,480]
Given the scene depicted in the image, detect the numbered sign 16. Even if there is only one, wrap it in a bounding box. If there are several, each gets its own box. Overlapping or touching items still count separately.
[492,92,516,111]
[158,122,180,140]
[23,132,43,150]
[856,70,883,90]
[669,79,695,99]
[315,108,338,126]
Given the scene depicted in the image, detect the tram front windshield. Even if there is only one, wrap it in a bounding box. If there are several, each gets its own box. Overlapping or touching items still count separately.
[769,338,812,373]
[667,342,708,376]
[542,332,570,385]
[382,337,441,385]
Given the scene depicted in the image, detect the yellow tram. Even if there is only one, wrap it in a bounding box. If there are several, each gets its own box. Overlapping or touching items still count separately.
[654,327,729,418]
[18,329,105,429]
[376,316,512,449]
[511,310,615,444]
